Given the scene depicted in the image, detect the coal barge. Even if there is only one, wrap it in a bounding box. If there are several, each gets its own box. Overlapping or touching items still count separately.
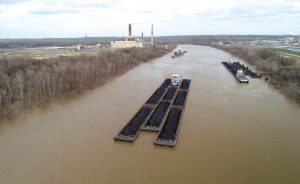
[154,79,191,147]
[171,48,187,58]
[231,62,261,78]
[114,79,171,142]
[115,76,191,147]
[142,75,182,132]
[222,61,249,83]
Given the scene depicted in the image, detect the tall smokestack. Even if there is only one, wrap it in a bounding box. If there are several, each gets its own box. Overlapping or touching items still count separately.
[129,24,132,37]
[151,24,154,46]
[142,32,144,40]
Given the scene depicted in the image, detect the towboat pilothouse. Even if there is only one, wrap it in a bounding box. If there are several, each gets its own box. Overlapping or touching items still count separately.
[171,74,182,86]
[236,69,249,83]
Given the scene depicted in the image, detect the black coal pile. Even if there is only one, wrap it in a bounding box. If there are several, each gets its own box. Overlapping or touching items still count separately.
[173,90,187,106]
[158,107,182,140]
[162,86,176,101]
[145,101,170,127]
[146,79,171,104]
[120,107,152,136]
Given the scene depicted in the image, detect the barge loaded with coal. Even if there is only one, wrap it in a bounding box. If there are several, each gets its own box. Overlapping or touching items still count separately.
[154,79,190,147]
[114,74,191,147]
[222,61,249,83]
[171,48,187,58]
[114,79,171,142]
[222,59,261,83]
[232,61,261,78]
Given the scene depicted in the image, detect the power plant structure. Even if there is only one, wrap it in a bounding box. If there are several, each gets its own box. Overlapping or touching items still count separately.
[111,24,154,49]
[151,24,154,46]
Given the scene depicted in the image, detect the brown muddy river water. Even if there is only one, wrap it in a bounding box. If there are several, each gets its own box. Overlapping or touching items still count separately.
[1,45,300,184]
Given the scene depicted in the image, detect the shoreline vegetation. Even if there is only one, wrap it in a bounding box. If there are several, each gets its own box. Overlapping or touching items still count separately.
[154,34,299,102]
[0,45,176,120]
[212,44,300,102]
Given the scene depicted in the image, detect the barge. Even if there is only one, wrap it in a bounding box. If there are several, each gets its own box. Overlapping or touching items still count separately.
[142,85,178,132]
[232,62,261,78]
[154,79,191,147]
[154,107,183,147]
[222,62,249,83]
[171,48,187,58]
[115,79,170,141]
[115,76,191,146]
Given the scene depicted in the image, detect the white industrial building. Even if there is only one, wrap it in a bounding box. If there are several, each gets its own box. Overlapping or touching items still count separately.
[111,24,153,49]
[111,39,144,48]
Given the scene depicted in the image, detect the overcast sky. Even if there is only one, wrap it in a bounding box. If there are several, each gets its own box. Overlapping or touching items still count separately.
[0,0,300,38]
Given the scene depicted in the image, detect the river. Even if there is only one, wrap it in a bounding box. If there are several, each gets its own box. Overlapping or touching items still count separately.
[1,45,300,184]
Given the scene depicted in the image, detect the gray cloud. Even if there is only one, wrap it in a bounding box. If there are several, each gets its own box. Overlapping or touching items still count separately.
[30,7,79,15]
[1,0,300,37]
[194,2,300,24]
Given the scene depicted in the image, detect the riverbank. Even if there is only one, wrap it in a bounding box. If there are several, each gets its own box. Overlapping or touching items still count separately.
[0,45,176,120]
[212,44,300,102]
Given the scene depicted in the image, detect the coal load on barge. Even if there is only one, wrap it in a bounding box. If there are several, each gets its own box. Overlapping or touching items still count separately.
[142,101,171,131]
[162,86,177,101]
[154,107,183,146]
[173,90,188,107]
[115,75,191,147]
[114,106,153,141]
[146,79,171,105]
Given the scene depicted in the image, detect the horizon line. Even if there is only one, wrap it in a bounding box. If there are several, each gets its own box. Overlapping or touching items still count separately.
[1,34,299,40]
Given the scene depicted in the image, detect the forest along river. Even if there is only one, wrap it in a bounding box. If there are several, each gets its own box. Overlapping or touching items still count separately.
[1,45,300,184]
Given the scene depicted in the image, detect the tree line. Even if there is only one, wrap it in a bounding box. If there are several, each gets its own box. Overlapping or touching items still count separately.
[0,45,175,119]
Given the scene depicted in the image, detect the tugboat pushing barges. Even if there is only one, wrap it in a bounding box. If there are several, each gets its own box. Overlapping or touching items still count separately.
[235,69,249,83]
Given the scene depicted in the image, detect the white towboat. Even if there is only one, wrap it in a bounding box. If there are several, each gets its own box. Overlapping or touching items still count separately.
[235,69,249,83]
[171,74,182,86]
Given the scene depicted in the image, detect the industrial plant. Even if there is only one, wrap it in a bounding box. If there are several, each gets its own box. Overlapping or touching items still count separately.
[111,24,154,48]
